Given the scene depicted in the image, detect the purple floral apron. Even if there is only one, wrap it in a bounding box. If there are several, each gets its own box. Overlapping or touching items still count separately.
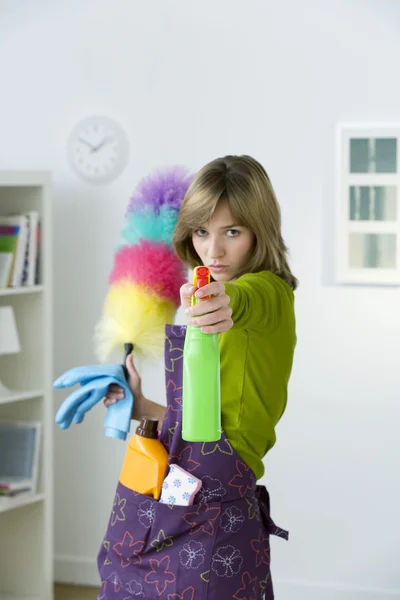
[97,325,288,600]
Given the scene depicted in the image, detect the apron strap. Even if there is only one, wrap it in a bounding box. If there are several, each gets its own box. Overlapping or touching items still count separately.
[256,485,289,541]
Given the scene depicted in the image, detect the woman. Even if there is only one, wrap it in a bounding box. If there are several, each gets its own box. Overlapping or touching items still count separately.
[100,155,297,599]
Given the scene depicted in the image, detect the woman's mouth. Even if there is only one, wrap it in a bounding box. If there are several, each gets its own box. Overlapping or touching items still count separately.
[209,265,229,272]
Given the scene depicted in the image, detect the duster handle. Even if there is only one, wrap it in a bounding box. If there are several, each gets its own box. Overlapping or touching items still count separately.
[123,343,134,380]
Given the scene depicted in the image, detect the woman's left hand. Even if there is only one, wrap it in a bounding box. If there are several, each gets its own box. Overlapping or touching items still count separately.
[184,281,233,334]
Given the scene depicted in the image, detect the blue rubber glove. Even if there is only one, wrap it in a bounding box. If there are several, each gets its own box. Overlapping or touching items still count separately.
[54,364,134,440]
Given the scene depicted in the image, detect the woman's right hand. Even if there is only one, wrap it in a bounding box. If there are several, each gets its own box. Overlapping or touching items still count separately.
[180,280,233,334]
[103,353,143,406]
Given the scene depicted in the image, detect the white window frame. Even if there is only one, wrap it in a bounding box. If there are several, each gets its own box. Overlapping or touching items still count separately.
[336,123,400,285]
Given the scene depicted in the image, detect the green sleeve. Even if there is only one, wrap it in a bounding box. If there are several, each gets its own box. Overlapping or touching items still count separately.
[224,271,293,331]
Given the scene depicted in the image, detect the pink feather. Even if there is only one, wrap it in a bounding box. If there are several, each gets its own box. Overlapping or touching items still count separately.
[109,240,187,306]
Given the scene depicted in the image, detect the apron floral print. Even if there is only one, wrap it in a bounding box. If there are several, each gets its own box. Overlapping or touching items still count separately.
[97,325,288,599]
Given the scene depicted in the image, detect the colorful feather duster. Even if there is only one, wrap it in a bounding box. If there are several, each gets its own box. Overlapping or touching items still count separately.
[54,166,192,439]
[94,166,192,363]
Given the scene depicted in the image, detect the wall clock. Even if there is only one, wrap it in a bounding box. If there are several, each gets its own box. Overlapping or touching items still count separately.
[68,115,129,184]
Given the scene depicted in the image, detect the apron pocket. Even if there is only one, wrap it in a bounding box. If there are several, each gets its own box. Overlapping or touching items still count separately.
[99,482,220,598]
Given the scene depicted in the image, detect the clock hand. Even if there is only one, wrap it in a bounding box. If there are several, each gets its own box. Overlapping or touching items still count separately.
[90,136,113,153]
[78,137,96,149]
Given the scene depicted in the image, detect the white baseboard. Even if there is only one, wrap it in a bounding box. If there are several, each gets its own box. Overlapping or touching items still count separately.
[54,555,100,588]
[54,557,400,600]
[275,578,400,600]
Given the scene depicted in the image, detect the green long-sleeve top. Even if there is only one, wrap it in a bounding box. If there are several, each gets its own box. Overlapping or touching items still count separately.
[220,271,296,480]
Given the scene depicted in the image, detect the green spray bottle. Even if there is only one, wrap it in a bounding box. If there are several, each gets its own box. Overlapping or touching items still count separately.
[182,266,221,442]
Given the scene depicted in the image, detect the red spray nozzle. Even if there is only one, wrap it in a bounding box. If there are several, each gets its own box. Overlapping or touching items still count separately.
[192,266,210,302]
[195,266,210,289]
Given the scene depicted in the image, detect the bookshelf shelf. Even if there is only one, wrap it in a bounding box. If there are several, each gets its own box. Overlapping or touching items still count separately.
[0,171,53,600]
[0,285,44,297]
[0,389,44,406]
[1,596,41,600]
[0,492,45,513]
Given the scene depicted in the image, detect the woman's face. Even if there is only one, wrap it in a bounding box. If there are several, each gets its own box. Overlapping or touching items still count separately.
[191,200,255,282]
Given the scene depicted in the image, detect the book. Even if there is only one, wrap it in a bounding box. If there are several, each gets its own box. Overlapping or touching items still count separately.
[0,212,41,287]
[0,223,20,287]
[0,215,29,287]
[0,477,32,494]
[0,224,20,241]
[0,252,13,287]
[13,215,29,287]
[21,216,30,286]
[25,210,39,286]
[34,219,41,285]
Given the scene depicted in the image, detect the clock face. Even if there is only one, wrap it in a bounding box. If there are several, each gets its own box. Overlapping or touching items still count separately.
[68,116,129,184]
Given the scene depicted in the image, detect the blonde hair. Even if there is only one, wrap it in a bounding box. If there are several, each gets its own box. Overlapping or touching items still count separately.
[172,155,298,290]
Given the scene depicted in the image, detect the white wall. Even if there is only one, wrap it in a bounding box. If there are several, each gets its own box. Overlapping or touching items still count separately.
[0,0,399,598]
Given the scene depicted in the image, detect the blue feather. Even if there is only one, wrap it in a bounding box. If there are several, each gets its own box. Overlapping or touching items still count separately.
[118,205,179,248]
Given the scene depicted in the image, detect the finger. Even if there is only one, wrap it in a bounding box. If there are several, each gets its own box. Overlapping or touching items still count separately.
[73,412,85,424]
[55,387,92,425]
[57,391,91,429]
[180,283,197,310]
[104,398,116,406]
[106,387,125,397]
[108,384,124,393]
[188,297,230,317]
[106,390,123,398]
[105,393,124,401]
[125,354,141,379]
[180,283,197,298]
[76,386,112,419]
[104,396,119,405]
[200,319,234,334]
[56,376,117,426]
[194,281,225,299]
[54,365,116,388]
[188,307,232,328]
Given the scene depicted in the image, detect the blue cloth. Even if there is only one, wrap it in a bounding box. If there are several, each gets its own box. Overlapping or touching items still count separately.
[54,364,134,440]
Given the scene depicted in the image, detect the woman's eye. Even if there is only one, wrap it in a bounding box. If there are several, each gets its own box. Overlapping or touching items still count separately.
[194,229,208,237]
[227,229,240,237]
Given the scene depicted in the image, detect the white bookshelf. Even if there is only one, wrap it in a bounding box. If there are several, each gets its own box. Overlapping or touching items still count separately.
[0,172,53,600]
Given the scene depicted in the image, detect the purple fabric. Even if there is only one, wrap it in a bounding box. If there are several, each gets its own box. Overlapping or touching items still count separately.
[127,166,193,215]
[97,325,288,599]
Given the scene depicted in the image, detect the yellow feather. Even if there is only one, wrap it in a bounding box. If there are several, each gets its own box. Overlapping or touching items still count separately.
[94,282,177,363]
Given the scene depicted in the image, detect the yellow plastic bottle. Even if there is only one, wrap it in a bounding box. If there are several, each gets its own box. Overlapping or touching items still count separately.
[119,417,168,499]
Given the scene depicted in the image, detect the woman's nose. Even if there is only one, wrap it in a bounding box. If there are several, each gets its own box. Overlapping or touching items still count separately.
[208,237,225,258]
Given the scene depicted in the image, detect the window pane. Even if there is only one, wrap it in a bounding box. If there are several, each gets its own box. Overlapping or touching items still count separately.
[349,186,397,221]
[350,139,369,172]
[376,139,397,173]
[350,138,397,173]
[349,233,397,268]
